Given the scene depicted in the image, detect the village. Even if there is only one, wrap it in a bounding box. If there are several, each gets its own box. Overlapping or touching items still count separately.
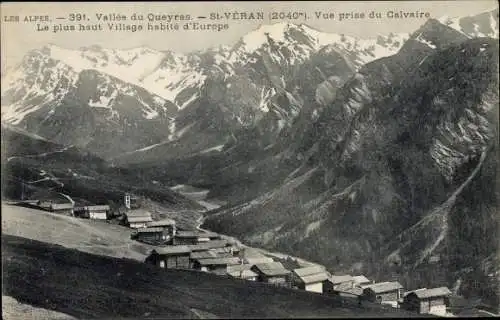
[15,191,470,317]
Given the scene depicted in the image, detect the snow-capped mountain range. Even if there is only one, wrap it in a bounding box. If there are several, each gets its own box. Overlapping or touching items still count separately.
[1,22,407,123]
[1,9,498,159]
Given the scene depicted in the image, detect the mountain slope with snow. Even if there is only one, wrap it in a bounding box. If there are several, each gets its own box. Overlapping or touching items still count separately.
[439,8,499,39]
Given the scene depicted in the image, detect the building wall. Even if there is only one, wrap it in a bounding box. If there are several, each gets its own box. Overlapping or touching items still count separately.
[173,237,198,245]
[265,275,290,288]
[305,282,323,293]
[429,304,446,315]
[418,298,446,314]
[365,290,399,302]
[129,222,148,229]
[137,232,170,244]
[89,211,107,220]
[207,265,228,273]
[418,300,429,314]
[323,281,335,295]
[164,255,190,269]
[402,296,420,312]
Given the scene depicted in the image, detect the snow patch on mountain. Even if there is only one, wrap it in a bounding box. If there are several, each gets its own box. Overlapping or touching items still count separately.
[44,44,206,108]
[439,9,499,39]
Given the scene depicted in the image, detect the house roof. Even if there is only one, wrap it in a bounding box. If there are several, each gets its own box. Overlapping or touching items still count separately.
[75,205,110,211]
[227,264,253,273]
[86,205,110,210]
[410,287,452,299]
[213,247,235,254]
[190,250,219,260]
[352,275,371,284]
[403,288,427,297]
[136,227,165,233]
[51,203,74,210]
[330,275,354,284]
[293,266,329,284]
[334,282,364,296]
[176,230,220,238]
[176,231,214,238]
[126,209,152,218]
[128,216,153,223]
[252,262,290,276]
[153,246,191,255]
[195,257,241,266]
[293,266,326,277]
[243,257,275,265]
[363,281,403,293]
[228,269,258,278]
[188,240,229,251]
[300,273,329,284]
[147,219,176,227]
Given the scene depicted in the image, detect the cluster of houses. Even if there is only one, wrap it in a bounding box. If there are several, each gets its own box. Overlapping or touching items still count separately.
[26,192,456,317]
[121,197,453,317]
[26,191,111,219]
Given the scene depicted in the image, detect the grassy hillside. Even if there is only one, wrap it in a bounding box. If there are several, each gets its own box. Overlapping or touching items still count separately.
[2,234,419,319]
[2,296,76,320]
[2,204,153,261]
[1,204,420,318]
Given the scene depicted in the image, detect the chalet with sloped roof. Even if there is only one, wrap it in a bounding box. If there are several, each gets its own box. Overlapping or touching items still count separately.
[125,209,153,229]
[192,257,241,273]
[145,246,191,269]
[132,227,173,245]
[400,287,451,315]
[251,262,291,288]
[74,205,110,220]
[362,281,404,303]
[227,264,258,281]
[292,266,330,293]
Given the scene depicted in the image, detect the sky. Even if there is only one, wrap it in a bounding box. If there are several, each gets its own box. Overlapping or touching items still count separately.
[1,1,498,69]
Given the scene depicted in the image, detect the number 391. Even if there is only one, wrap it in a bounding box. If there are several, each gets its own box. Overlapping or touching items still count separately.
[69,13,87,21]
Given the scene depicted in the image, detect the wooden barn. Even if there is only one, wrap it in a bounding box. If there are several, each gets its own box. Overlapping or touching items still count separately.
[146,218,176,235]
[332,281,364,298]
[145,246,191,269]
[74,205,110,220]
[251,262,291,288]
[400,287,451,315]
[292,266,330,293]
[352,275,372,286]
[125,209,153,229]
[132,227,172,245]
[227,265,258,281]
[47,202,75,215]
[192,257,241,273]
[34,192,75,215]
[324,275,354,295]
[362,281,404,304]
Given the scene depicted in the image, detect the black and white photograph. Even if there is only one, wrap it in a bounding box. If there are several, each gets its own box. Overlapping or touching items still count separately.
[1,1,499,318]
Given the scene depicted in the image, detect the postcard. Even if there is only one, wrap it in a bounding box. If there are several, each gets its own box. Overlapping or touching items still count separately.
[1,1,499,319]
